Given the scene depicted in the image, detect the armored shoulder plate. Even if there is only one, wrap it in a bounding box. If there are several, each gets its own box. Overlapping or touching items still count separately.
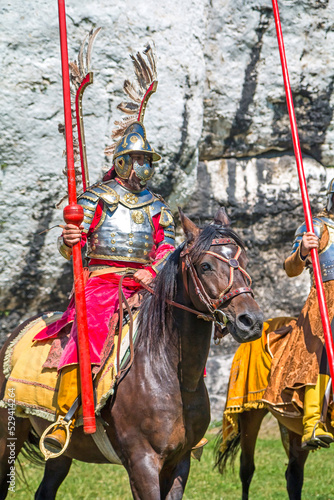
[291,218,325,255]
[290,216,334,282]
[82,182,120,205]
[149,199,175,243]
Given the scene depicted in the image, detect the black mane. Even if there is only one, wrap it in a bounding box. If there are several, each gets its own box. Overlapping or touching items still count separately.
[137,223,245,357]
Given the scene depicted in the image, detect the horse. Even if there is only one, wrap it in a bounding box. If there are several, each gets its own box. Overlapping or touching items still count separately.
[215,338,334,500]
[0,208,263,500]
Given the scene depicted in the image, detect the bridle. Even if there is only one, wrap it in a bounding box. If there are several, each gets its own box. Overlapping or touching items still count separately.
[115,236,254,379]
[179,237,254,327]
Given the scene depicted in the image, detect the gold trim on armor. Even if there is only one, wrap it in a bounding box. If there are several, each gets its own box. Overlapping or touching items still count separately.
[159,207,174,227]
[89,267,137,277]
[152,250,173,273]
[94,205,107,232]
[120,198,156,208]
[57,237,72,260]
[80,194,99,203]
[88,253,151,263]
[143,206,154,231]
[80,204,96,212]
[123,193,139,204]
[84,217,94,225]
[131,210,145,224]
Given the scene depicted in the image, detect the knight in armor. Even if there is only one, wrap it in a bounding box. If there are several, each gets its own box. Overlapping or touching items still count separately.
[282,179,334,449]
[35,120,176,453]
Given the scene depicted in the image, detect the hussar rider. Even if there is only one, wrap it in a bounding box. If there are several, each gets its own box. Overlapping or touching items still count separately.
[283,179,334,449]
[35,45,176,453]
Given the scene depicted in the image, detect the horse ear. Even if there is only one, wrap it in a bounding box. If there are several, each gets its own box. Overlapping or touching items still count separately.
[178,208,200,244]
[214,207,230,227]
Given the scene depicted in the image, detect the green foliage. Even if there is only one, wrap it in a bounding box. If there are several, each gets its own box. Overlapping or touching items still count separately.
[7,434,334,499]
[0,310,11,317]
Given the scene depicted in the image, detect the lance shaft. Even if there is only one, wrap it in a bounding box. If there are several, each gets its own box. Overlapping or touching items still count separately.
[57,0,96,433]
[272,0,334,381]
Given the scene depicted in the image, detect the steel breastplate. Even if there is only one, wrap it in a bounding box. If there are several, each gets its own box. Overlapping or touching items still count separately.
[85,181,158,264]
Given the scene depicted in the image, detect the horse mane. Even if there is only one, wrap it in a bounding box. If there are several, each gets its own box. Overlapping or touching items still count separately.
[137,222,245,358]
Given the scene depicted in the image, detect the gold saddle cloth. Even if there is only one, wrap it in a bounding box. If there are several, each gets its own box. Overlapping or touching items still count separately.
[221,317,296,450]
[0,312,137,423]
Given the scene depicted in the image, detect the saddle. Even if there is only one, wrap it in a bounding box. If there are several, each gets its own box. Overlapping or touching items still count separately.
[0,295,142,425]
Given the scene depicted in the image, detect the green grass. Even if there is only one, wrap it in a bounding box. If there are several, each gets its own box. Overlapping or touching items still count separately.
[6,425,334,499]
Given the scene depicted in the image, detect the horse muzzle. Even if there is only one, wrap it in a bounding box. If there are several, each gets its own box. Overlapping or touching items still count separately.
[227,310,264,343]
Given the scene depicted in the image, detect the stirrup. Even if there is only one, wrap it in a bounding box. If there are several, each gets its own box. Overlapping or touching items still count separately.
[301,420,332,451]
[39,415,73,461]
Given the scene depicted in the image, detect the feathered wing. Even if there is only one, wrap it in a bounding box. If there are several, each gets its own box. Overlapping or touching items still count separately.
[105,42,158,156]
[57,28,101,207]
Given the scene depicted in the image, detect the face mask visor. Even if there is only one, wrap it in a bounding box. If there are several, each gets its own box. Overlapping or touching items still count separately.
[132,155,155,185]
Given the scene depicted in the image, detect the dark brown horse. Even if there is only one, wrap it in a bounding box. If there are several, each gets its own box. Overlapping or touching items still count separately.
[0,209,263,500]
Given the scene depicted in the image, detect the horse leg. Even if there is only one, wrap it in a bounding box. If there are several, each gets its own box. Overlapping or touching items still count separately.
[160,453,191,500]
[284,430,308,500]
[125,451,162,500]
[239,408,268,500]
[35,455,72,500]
[0,410,31,500]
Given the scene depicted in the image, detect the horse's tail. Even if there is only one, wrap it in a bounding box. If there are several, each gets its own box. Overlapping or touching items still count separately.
[9,428,44,489]
[20,428,45,467]
[214,422,241,474]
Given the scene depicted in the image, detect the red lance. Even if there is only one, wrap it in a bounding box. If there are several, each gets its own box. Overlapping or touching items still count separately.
[272,0,334,380]
[57,0,96,433]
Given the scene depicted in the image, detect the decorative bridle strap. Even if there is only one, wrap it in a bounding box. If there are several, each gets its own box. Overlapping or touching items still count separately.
[119,235,254,331]
[204,249,253,301]
[180,237,254,313]
[182,253,216,314]
[213,286,253,309]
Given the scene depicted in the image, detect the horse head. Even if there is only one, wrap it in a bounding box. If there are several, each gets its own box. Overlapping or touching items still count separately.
[179,207,263,343]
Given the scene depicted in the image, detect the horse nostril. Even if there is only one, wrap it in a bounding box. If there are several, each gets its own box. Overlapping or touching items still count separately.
[237,313,254,329]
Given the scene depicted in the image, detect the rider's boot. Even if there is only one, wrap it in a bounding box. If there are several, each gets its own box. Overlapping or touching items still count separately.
[301,374,334,450]
[44,365,79,453]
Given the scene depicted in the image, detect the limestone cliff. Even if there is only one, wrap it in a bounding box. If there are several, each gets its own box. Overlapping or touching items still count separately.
[1,0,334,419]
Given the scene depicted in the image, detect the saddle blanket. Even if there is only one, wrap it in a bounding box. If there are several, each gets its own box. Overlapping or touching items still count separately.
[221,316,334,453]
[221,317,296,452]
[0,311,138,424]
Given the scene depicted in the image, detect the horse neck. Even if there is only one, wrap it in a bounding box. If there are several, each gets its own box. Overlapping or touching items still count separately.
[173,272,213,393]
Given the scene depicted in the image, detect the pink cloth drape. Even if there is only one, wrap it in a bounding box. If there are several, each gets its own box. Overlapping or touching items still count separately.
[34,273,142,369]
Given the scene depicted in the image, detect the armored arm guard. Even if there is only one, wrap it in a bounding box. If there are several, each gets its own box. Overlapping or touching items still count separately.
[284,218,324,277]
[152,207,175,274]
[57,236,73,260]
[148,201,175,274]
[57,187,100,260]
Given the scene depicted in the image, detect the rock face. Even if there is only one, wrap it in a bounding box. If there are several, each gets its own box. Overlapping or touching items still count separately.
[1,0,334,420]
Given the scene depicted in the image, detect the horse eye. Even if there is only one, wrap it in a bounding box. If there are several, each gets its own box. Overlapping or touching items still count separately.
[201,262,212,272]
